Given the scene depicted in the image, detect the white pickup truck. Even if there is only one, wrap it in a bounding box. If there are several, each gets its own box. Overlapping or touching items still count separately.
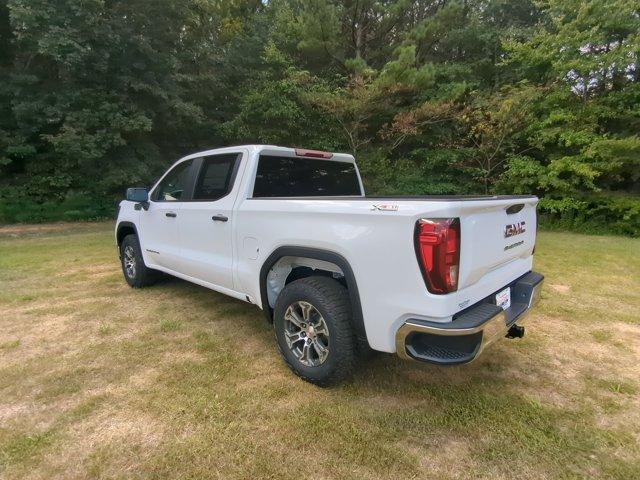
[116,145,544,385]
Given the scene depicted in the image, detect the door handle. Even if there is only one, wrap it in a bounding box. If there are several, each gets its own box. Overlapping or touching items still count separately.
[211,215,228,222]
[165,212,177,218]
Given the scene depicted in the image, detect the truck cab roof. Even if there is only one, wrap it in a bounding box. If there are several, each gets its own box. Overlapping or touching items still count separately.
[179,145,356,164]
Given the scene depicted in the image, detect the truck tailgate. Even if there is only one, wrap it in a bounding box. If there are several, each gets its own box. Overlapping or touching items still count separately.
[457,197,538,290]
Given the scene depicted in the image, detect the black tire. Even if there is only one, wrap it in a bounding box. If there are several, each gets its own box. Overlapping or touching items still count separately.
[355,337,378,360]
[273,276,357,387]
[120,234,158,288]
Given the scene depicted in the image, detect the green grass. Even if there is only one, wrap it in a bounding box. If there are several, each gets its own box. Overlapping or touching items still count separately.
[0,431,56,468]
[98,323,115,336]
[0,222,639,479]
[159,318,181,333]
[0,339,20,350]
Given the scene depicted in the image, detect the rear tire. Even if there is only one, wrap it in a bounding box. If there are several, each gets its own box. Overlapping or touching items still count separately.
[120,234,158,288]
[355,337,377,360]
[273,276,357,386]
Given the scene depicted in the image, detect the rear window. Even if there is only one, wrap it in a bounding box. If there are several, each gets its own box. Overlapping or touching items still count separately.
[253,155,361,197]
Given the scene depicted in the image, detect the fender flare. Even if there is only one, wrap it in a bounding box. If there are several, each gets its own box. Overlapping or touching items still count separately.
[115,221,139,246]
[259,246,367,342]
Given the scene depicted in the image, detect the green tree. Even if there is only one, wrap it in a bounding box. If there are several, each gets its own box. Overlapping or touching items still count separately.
[0,0,638,235]
[498,0,640,234]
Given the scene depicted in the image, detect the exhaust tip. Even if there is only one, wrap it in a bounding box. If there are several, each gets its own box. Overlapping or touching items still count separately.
[506,324,525,339]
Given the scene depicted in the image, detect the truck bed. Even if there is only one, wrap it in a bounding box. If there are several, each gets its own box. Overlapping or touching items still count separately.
[247,195,537,201]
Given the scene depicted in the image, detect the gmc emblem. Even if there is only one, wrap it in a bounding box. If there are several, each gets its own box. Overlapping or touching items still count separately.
[504,221,526,238]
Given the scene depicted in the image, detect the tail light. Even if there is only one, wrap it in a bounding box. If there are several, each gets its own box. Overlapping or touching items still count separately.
[415,218,460,294]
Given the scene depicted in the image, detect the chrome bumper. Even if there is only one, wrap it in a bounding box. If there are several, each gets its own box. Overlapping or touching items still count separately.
[396,271,544,365]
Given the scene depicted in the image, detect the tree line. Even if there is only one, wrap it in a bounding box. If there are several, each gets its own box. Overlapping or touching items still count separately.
[0,0,638,235]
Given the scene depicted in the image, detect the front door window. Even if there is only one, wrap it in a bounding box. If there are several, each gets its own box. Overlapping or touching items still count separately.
[154,160,193,201]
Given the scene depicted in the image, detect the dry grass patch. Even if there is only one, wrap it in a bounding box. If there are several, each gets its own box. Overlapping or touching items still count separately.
[0,224,639,479]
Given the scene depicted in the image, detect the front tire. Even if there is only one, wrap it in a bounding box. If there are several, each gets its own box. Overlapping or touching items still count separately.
[273,276,357,386]
[120,234,158,288]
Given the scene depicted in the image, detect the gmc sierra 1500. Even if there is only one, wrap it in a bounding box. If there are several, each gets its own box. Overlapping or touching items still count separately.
[116,145,544,385]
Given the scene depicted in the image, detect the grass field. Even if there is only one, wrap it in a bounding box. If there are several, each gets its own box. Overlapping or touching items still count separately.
[1,222,639,479]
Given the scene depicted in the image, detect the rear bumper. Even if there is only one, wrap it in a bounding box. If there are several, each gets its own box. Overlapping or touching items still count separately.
[395,271,544,365]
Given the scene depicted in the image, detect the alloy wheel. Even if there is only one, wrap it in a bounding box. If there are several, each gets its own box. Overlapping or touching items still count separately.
[283,301,330,367]
[123,245,136,279]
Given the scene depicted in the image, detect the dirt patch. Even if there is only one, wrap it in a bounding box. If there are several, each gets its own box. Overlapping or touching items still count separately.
[396,437,478,480]
[0,402,34,423]
[19,409,168,480]
[54,263,119,279]
[549,283,571,294]
[78,409,166,448]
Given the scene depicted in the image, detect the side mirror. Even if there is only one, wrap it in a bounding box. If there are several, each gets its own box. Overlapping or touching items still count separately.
[126,188,150,210]
[126,187,149,203]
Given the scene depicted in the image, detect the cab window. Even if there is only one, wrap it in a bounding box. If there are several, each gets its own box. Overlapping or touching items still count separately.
[192,154,239,201]
[252,155,361,197]
[153,160,193,202]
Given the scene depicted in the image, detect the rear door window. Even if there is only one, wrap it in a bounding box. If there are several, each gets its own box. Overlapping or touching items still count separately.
[253,155,361,197]
[192,153,240,201]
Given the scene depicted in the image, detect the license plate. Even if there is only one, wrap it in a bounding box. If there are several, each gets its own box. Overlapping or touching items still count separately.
[495,287,511,310]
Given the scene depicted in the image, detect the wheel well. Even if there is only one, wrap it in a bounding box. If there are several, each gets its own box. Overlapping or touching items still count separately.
[285,266,344,286]
[259,247,367,343]
[116,223,136,247]
[265,256,345,312]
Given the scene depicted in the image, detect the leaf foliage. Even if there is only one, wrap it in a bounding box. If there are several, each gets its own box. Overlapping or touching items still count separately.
[0,0,638,235]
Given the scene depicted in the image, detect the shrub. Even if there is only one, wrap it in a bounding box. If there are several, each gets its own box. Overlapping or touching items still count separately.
[539,194,640,237]
[0,195,117,224]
